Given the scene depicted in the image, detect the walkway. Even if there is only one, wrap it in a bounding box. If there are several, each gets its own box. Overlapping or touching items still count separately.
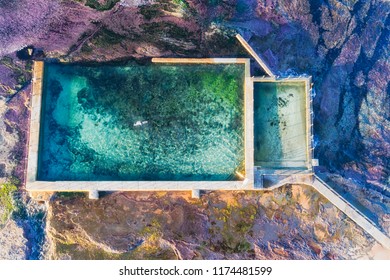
[312,175,390,250]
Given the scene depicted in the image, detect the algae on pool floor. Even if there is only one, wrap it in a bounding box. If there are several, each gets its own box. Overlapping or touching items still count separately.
[254,81,308,168]
[38,63,245,181]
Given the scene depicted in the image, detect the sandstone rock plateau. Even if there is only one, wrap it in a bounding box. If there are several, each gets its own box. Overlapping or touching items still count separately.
[48,187,373,260]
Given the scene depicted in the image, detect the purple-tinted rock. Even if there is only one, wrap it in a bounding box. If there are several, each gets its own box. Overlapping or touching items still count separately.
[37,1,103,55]
[231,19,272,38]
[361,3,389,58]
[5,109,18,123]
[320,2,353,49]
[320,34,361,119]
[262,48,278,70]
[354,71,365,87]
[255,0,289,25]
[0,0,60,55]
[0,163,5,178]
[319,66,347,118]
[334,34,361,68]
[357,55,390,192]
[5,86,31,183]
[0,65,16,95]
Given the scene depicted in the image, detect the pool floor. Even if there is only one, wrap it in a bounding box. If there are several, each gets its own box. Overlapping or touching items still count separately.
[254,81,308,168]
[38,63,245,181]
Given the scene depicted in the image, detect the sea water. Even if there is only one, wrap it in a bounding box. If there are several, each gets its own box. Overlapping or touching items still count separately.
[254,81,307,168]
[38,62,245,181]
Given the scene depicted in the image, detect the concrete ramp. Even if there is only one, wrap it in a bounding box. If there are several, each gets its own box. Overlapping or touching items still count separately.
[236,34,275,78]
[313,176,390,250]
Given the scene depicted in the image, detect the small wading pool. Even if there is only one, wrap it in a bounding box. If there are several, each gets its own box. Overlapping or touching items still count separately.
[38,62,245,181]
[254,81,308,168]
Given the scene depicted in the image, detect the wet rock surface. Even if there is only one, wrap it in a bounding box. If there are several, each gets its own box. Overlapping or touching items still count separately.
[0,0,389,259]
[48,188,374,260]
[0,219,28,260]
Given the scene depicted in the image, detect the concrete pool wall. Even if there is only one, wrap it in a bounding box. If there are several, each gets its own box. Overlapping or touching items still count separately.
[26,38,314,199]
[26,58,255,199]
[253,77,313,170]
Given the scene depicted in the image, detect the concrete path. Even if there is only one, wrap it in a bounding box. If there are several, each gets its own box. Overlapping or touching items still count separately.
[312,175,390,250]
[236,34,275,78]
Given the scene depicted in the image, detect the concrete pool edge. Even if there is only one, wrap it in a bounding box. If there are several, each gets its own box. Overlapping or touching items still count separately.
[252,76,314,170]
[26,61,44,185]
[26,58,255,197]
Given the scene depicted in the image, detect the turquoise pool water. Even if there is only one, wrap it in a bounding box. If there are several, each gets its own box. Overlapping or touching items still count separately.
[38,62,245,181]
[254,81,308,168]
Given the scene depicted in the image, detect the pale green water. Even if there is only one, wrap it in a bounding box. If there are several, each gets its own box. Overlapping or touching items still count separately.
[38,62,245,181]
[254,81,308,168]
